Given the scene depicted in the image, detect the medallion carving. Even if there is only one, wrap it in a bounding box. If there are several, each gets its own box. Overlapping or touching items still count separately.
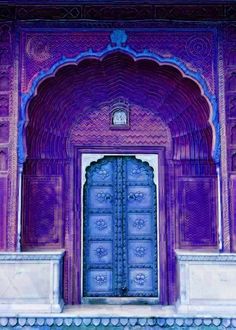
[133,273,146,286]
[128,191,144,202]
[26,36,51,63]
[95,167,110,179]
[95,219,108,231]
[96,192,113,203]
[95,246,108,259]
[133,218,145,230]
[94,274,107,286]
[134,246,146,258]
[186,36,211,61]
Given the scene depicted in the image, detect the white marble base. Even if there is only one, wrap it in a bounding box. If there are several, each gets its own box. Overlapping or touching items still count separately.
[0,251,65,313]
[176,250,236,315]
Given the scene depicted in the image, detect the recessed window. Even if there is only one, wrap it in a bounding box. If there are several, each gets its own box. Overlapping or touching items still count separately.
[112,110,127,125]
[110,98,130,129]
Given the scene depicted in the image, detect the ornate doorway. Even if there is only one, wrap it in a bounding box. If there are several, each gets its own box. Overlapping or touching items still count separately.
[22,51,217,305]
[83,156,158,301]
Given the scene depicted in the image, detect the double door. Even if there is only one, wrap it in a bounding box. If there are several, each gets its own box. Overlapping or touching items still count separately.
[83,156,158,298]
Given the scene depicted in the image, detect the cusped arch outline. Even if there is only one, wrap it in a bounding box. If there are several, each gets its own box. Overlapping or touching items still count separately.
[19,43,220,164]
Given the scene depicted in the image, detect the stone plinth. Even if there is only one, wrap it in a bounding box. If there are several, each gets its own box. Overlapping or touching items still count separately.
[0,250,65,314]
[176,250,236,314]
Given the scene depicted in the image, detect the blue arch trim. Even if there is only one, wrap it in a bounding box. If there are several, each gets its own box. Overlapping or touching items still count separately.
[19,39,220,164]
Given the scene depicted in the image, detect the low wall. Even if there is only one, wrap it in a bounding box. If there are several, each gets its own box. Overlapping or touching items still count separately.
[176,250,236,314]
[0,250,65,314]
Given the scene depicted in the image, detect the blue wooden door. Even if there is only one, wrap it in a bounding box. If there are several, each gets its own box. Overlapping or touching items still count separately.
[83,156,158,298]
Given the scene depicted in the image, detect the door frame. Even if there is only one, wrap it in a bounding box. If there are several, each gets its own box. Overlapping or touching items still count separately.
[74,146,167,305]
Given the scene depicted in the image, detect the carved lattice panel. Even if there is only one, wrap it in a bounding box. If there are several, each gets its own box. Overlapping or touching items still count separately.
[22,175,63,247]
[178,177,217,247]
[231,176,236,251]
[0,176,7,249]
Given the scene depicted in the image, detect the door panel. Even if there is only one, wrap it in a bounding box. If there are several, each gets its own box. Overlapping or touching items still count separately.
[89,214,113,237]
[127,213,152,236]
[88,269,113,294]
[128,240,153,264]
[83,156,158,299]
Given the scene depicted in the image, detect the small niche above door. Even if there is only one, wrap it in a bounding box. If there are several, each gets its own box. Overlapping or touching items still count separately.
[110,98,130,129]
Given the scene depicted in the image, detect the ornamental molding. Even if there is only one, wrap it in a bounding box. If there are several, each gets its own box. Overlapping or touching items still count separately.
[1,4,236,21]
[0,250,65,261]
[176,250,236,262]
[0,316,235,328]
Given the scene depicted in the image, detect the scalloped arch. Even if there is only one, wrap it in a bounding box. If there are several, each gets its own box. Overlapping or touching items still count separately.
[19,46,219,163]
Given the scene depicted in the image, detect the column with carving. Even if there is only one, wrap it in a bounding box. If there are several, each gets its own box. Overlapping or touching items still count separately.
[0,23,17,251]
[222,24,236,251]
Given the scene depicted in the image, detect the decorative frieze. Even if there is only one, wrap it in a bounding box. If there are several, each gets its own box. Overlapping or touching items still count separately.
[0,316,235,328]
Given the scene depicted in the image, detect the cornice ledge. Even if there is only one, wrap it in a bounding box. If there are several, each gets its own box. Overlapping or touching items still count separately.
[0,250,65,261]
[175,250,236,262]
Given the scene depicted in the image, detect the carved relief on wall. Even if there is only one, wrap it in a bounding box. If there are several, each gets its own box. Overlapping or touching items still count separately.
[178,177,217,248]
[0,23,12,251]
[0,149,8,171]
[70,103,171,151]
[232,153,236,171]
[223,25,236,251]
[0,25,11,66]
[228,73,236,91]
[0,121,9,143]
[231,125,236,144]
[185,36,211,63]
[26,36,51,63]
[21,29,214,93]
[0,96,9,117]
[0,74,9,92]
[22,175,63,247]
[227,49,236,66]
[229,97,236,117]
[0,176,7,249]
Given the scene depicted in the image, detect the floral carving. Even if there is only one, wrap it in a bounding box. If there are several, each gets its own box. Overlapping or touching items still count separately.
[134,273,146,286]
[110,29,128,47]
[26,36,51,62]
[130,166,146,176]
[128,191,144,201]
[133,218,145,230]
[96,192,112,203]
[95,166,109,179]
[95,219,108,231]
[134,246,146,257]
[186,36,211,60]
[94,274,107,285]
[95,246,108,258]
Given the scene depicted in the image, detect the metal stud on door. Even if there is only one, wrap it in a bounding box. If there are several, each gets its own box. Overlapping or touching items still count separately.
[83,156,158,298]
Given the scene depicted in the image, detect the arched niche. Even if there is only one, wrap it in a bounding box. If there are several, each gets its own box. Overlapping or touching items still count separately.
[21,51,218,305]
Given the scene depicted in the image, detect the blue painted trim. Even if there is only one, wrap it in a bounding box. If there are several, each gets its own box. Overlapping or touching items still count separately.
[18,35,220,163]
